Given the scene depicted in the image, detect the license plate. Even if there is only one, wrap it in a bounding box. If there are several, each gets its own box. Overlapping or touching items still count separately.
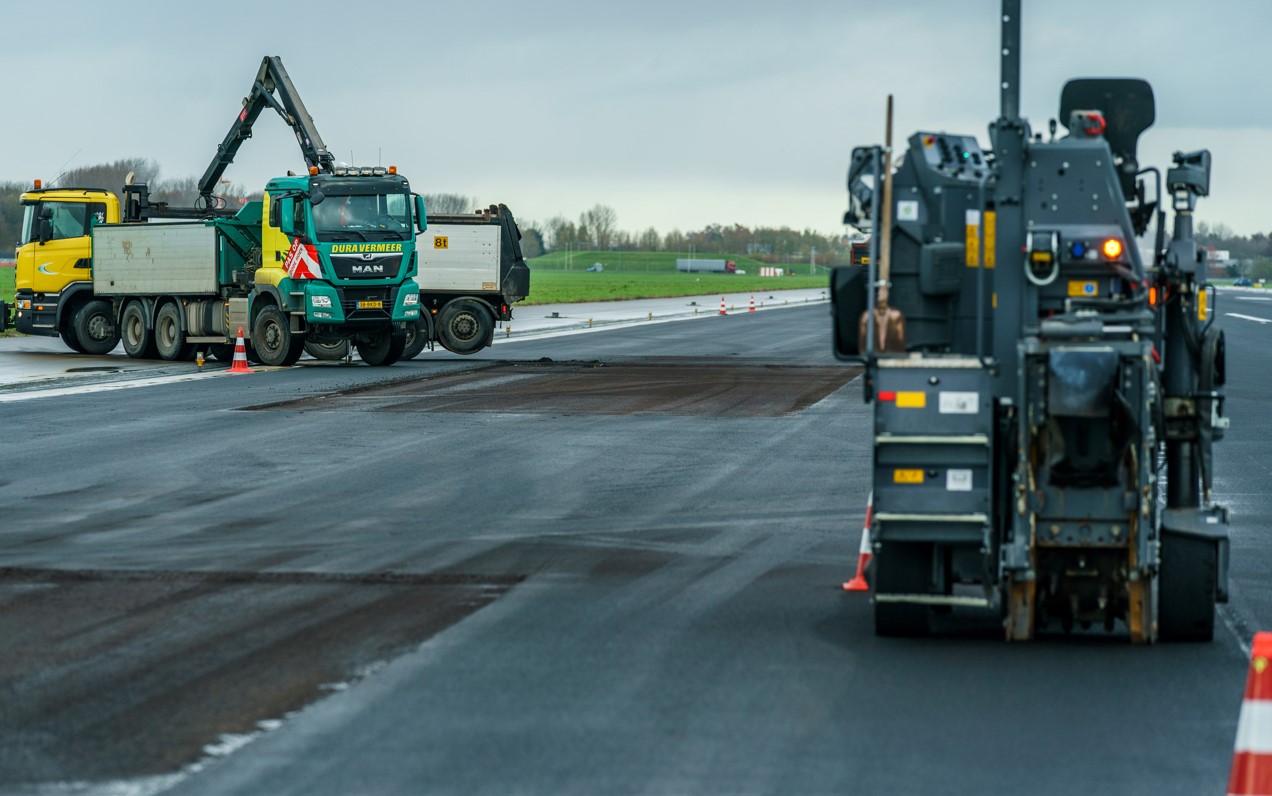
[357,300,383,309]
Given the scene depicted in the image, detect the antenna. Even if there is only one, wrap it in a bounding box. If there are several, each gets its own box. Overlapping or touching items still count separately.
[49,148,83,187]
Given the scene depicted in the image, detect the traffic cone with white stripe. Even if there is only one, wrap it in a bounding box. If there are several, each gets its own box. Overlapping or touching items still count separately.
[748,294,756,313]
[843,491,874,592]
[719,296,727,316]
[229,327,253,374]
[1230,632,1272,795]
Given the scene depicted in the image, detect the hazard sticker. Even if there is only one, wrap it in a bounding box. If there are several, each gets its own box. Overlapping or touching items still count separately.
[893,469,924,484]
[895,391,926,409]
[434,236,449,249]
[282,238,322,280]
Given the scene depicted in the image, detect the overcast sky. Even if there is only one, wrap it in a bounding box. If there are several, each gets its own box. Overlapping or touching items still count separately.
[5,0,1269,236]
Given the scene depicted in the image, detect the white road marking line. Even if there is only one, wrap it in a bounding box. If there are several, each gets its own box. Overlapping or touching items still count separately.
[0,370,230,402]
[1226,312,1272,324]
[1236,296,1272,301]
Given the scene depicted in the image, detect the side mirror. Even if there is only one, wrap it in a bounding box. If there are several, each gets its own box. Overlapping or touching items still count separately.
[831,266,868,359]
[414,194,427,233]
[279,197,296,236]
[309,189,325,206]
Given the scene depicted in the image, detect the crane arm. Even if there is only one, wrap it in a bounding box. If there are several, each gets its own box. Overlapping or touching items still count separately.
[197,56,335,207]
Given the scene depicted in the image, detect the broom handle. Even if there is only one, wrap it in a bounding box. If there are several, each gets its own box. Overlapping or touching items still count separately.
[877,95,895,307]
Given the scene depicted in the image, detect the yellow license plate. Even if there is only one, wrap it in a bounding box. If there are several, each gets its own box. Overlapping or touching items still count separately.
[357,300,383,309]
[893,469,925,484]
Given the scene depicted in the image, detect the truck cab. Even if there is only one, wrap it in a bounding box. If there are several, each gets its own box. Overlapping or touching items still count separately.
[13,186,121,353]
[254,169,425,360]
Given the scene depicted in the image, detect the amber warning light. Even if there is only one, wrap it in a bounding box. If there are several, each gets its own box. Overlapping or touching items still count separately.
[1102,238,1124,260]
[33,179,41,189]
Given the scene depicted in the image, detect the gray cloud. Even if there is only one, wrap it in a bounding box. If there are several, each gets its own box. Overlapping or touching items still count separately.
[3,1,1268,234]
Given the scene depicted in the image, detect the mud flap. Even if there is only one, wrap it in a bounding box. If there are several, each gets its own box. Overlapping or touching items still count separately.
[1161,506,1230,603]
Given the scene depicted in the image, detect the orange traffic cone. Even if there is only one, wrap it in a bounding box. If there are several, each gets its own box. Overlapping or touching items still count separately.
[719,296,727,316]
[843,491,874,592]
[1230,632,1272,795]
[748,295,756,313]
[229,327,254,374]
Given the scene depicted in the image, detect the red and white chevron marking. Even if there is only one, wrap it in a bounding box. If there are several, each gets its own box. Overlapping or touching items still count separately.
[1230,632,1272,795]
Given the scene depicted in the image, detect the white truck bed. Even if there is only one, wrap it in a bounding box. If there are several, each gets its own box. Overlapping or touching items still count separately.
[92,223,219,296]
[416,223,500,293]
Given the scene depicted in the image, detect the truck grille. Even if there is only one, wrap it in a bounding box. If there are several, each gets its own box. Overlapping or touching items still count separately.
[339,286,397,322]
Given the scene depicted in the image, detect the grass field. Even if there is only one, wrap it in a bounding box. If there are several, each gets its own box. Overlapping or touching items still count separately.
[524,250,828,304]
[522,270,826,305]
[0,256,828,320]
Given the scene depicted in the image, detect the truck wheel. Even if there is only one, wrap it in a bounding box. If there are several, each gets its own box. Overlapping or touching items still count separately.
[303,339,350,361]
[71,299,120,355]
[437,300,492,355]
[1158,534,1217,642]
[873,542,932,637]
[400,315,431,360]
[155,302,193,361]
[356,331,406,366]
[253,305,304,367]
[120,301,157,359]
[60,326,88,353]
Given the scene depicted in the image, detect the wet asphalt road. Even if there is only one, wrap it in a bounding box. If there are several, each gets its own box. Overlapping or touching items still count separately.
[1,299,1268,795]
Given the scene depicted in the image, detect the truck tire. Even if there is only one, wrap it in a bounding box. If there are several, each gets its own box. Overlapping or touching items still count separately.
[437,299,492,355]
[1158,533,1217,642]
[253,305,304,367]
[71,299,120,355]
[120,301,158,359]
[400,315,431,360]
[155,302,193,361]
[873,542,932,637]
[303,338,350,361]
[60,326,88,353]
[356,331,406,366]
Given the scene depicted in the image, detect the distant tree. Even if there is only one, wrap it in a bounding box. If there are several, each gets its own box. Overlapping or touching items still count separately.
[0,181,26,252]
[576,222,592,248]
[639,227,661,251]
[664,228,685,253]
[581,204,617,250]
[55,158,159,192]
[424,194,476,214]
[519,224,544,259]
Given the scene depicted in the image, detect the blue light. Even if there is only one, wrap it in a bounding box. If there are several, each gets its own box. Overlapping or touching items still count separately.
[1070,241,1087,258]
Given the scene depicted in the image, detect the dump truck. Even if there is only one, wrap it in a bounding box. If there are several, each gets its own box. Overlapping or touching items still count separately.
[401,203,530,357]
[11,56,424,365]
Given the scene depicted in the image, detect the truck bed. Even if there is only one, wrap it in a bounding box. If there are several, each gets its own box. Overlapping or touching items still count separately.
[93,223,220,296]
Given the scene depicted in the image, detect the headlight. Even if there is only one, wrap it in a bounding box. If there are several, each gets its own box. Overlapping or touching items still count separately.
[403,292,419,306]
[310,295,333,308]
[17,299,31,310]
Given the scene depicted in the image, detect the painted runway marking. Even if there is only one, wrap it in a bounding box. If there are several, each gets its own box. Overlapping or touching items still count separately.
[1226,313,1272,325]
[0,370,230,403]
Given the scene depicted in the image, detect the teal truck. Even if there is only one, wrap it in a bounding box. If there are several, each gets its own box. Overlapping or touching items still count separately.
[94,169,425,366]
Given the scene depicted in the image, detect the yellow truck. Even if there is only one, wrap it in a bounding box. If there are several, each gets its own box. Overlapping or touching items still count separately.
[9,183,121,353]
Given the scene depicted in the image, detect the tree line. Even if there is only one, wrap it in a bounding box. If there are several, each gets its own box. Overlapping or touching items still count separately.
[521,204,851,265]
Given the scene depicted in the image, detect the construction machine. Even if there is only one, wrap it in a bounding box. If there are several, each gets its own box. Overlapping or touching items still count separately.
[831,1,1228,642]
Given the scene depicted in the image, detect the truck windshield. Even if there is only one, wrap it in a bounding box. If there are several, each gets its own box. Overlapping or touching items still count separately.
[18,201,107,244]
[312,193,410,242]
